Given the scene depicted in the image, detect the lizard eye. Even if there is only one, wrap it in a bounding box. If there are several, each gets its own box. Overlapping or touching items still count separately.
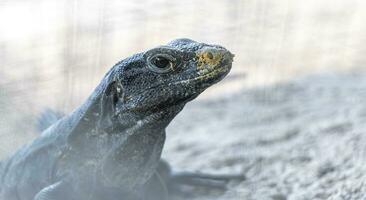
[148,54,175,73]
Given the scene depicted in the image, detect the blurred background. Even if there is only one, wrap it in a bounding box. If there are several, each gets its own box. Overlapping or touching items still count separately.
[1,1,366,198]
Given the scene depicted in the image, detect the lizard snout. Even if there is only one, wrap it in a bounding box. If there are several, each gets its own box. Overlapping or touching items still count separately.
[196,47,234,70]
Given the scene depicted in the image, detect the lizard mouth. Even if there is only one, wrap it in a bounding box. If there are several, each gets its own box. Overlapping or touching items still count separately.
[172,65,231,86]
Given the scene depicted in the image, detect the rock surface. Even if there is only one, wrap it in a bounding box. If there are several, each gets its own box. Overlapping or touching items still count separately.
[164,71,366,200]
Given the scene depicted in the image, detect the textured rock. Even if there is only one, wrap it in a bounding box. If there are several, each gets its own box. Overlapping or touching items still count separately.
[165,71,366,200]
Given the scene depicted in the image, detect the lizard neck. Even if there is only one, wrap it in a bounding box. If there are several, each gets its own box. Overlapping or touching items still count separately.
[62,72,185,155]
[63,63,186,143]
[65,92,185,144]
[59,80,185,188]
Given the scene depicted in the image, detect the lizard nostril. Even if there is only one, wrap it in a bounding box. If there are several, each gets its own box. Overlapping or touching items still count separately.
[206,52,214,60]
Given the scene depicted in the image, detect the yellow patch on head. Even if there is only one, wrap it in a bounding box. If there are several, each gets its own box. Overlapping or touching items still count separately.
[196,50,222,69]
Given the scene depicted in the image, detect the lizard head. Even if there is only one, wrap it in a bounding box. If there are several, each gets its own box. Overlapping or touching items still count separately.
[102,38,234,126]
[68,39,233,142]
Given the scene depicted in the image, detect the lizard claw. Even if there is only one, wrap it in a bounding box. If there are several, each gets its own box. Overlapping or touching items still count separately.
[168,172,245,193]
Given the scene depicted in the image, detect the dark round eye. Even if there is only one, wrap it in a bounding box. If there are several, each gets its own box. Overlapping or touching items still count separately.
[148,54,175,73]
[152,56,170,69]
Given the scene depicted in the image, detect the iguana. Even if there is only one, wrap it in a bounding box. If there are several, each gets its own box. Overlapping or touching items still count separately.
[0,38,242,200]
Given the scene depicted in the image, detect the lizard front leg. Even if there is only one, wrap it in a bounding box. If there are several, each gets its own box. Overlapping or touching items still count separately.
[33,174,94,200]
[34,178,142,200]
[34,180,76,200]
[152,160,245,196]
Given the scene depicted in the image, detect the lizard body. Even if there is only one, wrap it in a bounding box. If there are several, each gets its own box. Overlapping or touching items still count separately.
[0,39,234,200]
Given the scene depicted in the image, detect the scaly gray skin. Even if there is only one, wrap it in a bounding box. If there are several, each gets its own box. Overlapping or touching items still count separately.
[0,38,234,200]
